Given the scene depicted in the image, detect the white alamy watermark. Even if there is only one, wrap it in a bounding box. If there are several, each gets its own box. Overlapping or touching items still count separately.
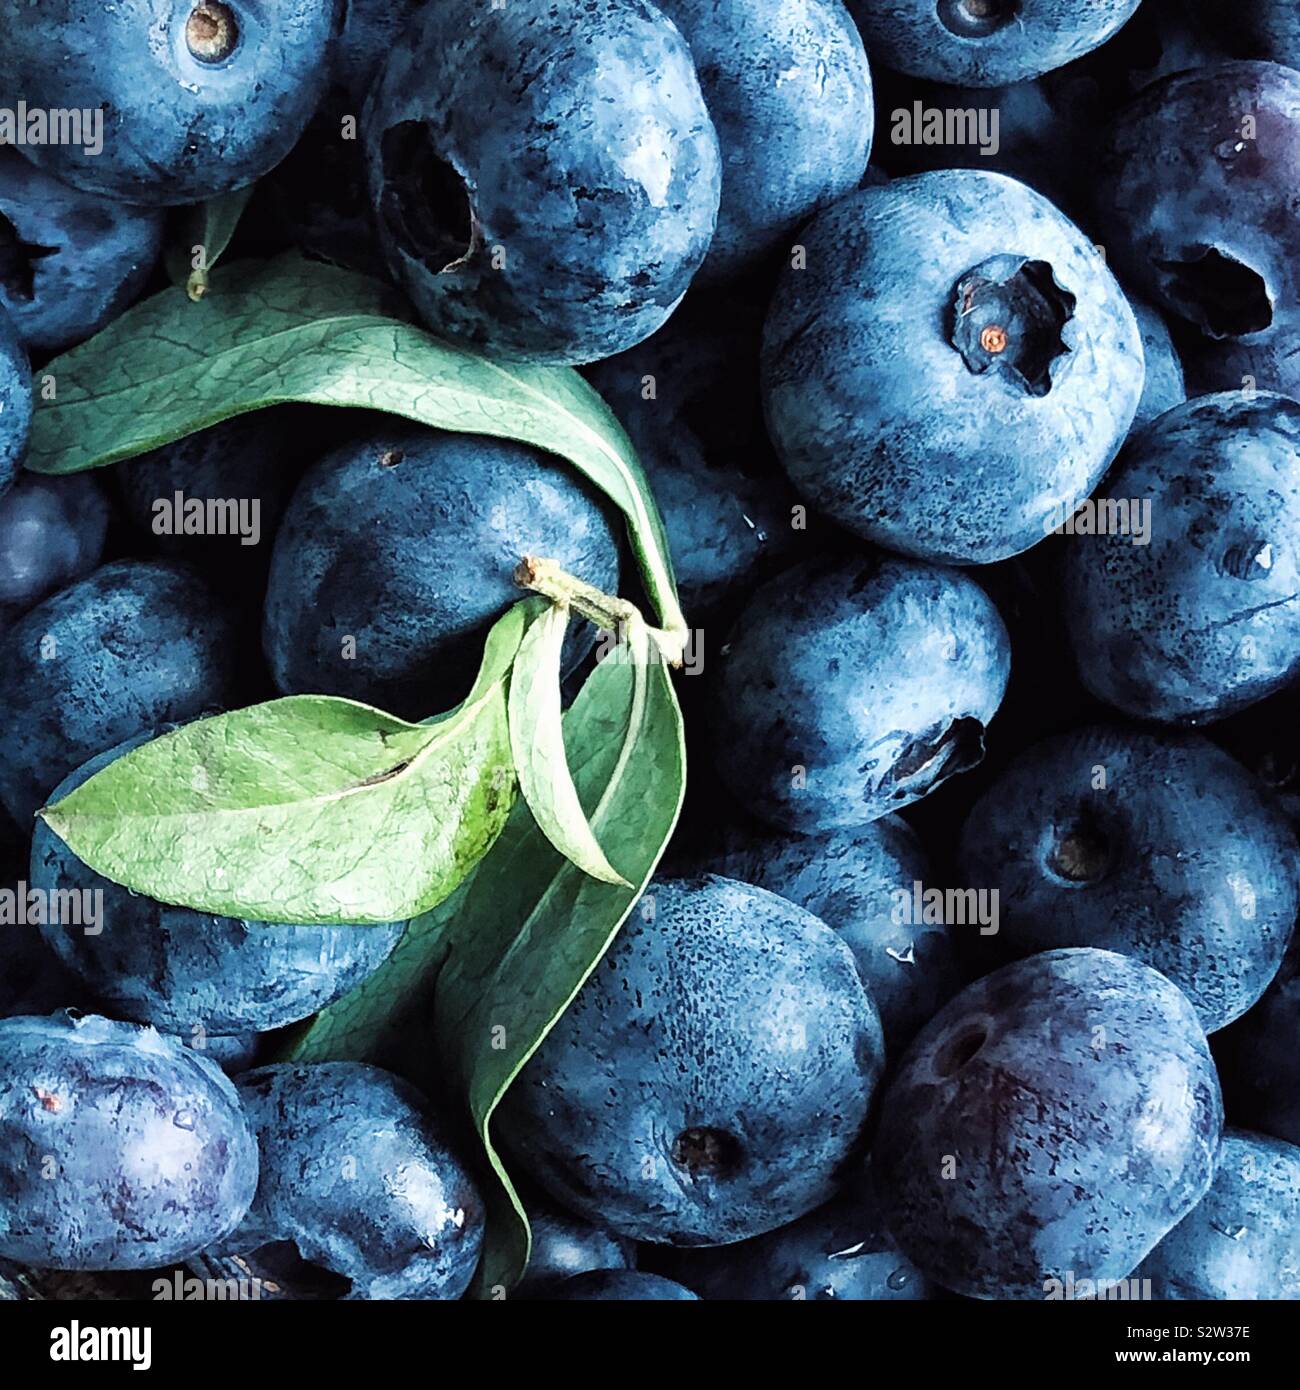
[890,102,1000,157]
[50,1322,150,1371]
[1044,1272,1152,1301]
[0,103,103,155]
[152,491,261,546]
[152,1269,268,1301]
[0,882,102,936]
[890,881,999,935]
[1044,496,1152,546]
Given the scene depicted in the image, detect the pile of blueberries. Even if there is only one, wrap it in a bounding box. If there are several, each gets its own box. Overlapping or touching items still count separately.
[2,0,1300,1304]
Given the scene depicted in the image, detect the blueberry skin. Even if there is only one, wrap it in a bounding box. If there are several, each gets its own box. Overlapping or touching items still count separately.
[1216,939,1300,1148]
[541,1270,699,1301]
[846,0,1141,86]
[0,472,109,631]
[0,559,239,826]
[653,0,873,282]
[1129,297,1186,427]
[498,876,885,1246]
[0,1013,258,1270]
[227,1062,484,1300]
[875,948,1223,1300]
[0,307,31,494]
[515,1204,634,1295]
[0,147,162,353]
[709,554,1010,834]
[1137,1129,1300,1299]
[706,816,963,1051]
[264,424,620,719]
[585,302,800,613]
[957,726,1298,1033]
[762,171,1144,564]
[331,0,426,107]
[654,1168,935,1300]
[1063,392,1300,725]
[0,0,336,207]
[1094,62,1300,392]
[364,0,721,365]
[116,410,302,559]
[31,738,406,1035]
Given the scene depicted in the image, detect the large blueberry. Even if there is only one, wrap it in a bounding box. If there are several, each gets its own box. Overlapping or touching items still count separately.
[654,0,873,281]
[0,148,162,353]
[263,424,620,719]
[0,1012,258,1270]
[1063,392,1300,724]
[1095,61,1300,398]
[0,0,336,206]
[585,301,801,614]
[31,738,406,1035]
[0,472,109,631]
[1137,1129,1300,1299]
[875,948,1222,1299]
[846,0,1141,86]
[225,1062,484,1300]
[0,559,239,826]
[363,0,721,365]
[705,816,963,1050]
[709,554,1010,833]
[498,876,885,1246]
[762,171,1143,563]
[0,306,31,495]
[540,1270,699,1301]
[653,1167,935,1300]
[957,726,1297,1032]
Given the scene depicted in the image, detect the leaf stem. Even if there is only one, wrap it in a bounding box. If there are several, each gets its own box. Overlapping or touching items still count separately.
[515,556,685,666]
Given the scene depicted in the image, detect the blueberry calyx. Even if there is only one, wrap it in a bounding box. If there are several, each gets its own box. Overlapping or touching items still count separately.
[1153,246,1272,339]
[884,716,986,803]
[670,1127,744,1178]
[1044,811,1113,885]
[186,3,240,65]
[951,254,1074,397]
[934,1024,988,1078]
[379,122,480,276]
[936,0,1020,41]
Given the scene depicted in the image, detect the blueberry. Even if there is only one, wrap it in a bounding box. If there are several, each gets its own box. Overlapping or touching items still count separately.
[0,559,239,826]
[30,737,407,1035]
[225,1062,484,1300]
[1095,61,1300,398]
[0,148,162,353]
[539,1270,699,1301]
[1215,938,1300,1148]
[1129,296,1187,427]
[1137,1129,1300,1299]
[331,0,427,108]
[0,1012,258,1270]
[0,472,109,632]
[653,1166,936,1300]
[0,0,336,207]
[1063,391,1300,724]
[363,0,721,365]
[0,305,31,495]
[515,1202,634,1296]
[654,0,873,281]
[263,424,620,719]
[498,875,885,1246]
[846,0,1142,86]
[762,171,1144,564]
[705,816,963,1050]
[875,948,1223,1299]
[709,554,1010,833]
[957,726,1297,1032]
[585,300,801,613]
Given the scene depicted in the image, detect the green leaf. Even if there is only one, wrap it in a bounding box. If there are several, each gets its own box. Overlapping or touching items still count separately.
[38,604,532,924]
[283,629,685,1296]
[27,253,685,645]
[163,189,254,302]
[508,604,630,887]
